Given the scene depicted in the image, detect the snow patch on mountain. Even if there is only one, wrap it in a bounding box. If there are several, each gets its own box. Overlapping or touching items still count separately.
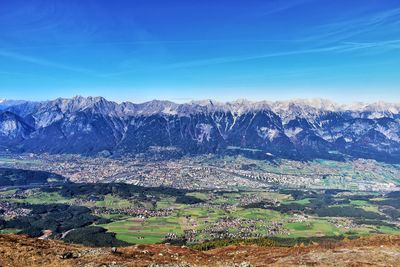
[0,119,17,136]
[1,96,400,162]
[33,112,64,128]
[3,96,400,119]
[257,127,280,141]
[376,125,400,142]
[196,123,213,142]
[285,127,303,138]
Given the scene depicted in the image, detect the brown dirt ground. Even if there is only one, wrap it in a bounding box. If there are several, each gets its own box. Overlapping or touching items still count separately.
[0,234,400,266]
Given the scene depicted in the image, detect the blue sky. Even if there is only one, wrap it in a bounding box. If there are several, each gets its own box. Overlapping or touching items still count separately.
[0,0,399,103]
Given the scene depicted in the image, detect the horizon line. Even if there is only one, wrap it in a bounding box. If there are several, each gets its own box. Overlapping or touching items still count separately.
[1,95,400,106]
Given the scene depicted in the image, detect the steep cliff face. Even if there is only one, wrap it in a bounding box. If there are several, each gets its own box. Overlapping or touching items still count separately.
[0,111,34,147]
[1,96,400,162]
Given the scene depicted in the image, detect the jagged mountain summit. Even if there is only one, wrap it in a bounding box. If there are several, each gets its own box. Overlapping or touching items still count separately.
[0,96,399,163]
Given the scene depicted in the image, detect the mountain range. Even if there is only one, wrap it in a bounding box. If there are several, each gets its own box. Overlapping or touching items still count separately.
[1,96,400,163]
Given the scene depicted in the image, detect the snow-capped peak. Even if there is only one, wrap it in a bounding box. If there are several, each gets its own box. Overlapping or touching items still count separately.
[272,98,338,111]
[2,96,400,119]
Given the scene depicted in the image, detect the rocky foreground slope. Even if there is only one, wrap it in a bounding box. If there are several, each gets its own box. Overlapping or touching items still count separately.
[0,234,400,266]
[1,96,400,163]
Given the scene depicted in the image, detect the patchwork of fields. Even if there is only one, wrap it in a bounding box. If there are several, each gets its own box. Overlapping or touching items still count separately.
[0,163,400,247]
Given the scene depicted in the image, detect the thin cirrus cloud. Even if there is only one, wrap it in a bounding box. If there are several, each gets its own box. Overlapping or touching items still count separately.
[256,0,315,17]
[0,49,100,76]
[104,39,400,77]
[102,6,400,77]
[1,38,399,79]
[301,7,400,44]
[0,0,399,103]
[0,39,293,51]
[1,4,398,73]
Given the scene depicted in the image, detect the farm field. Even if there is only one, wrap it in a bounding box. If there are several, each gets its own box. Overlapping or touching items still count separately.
[101,216,184,244]
[95,189,400,244]
[1,170,400,247]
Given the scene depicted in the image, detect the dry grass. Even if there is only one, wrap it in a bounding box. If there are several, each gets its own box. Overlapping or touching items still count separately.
[0,234,400,266]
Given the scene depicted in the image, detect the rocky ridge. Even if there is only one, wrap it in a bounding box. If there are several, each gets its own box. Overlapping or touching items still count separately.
[0,234,400,266]
[0,96,399,163]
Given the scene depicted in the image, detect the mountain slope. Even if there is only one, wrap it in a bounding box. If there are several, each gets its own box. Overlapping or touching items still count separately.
[1,234,400,266]
[0,99,28,110]
[0,111,34,148]
[1,96,400,162]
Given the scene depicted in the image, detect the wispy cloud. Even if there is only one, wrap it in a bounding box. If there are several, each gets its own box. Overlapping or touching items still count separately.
[0,70,38,77]
[341,39,400,52]
[301,8,400,44]
[165,46,345,69]
[0,50,99,76]
[0,39,293,51]
[258,0,315,17]
[104,40,400,77]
